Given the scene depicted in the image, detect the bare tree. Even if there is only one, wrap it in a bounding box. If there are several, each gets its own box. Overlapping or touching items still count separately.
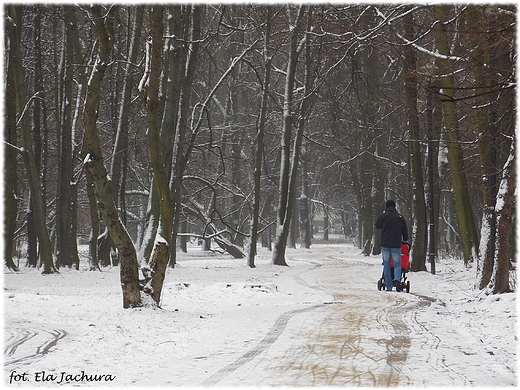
[432,5,479,265]
[402,9,427,271]
[139,5,174,305]
[6,4,515,301]
[272,5,306,266]
[6,4,56,274]
[83,5,141,308]
[248,6,273,268]
[489,144,515,293]
[4,5,20,271]
[56,5,79,269]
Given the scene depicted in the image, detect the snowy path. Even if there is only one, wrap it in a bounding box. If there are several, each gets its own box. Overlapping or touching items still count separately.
[4,244,516,386]
[196,246,512,387]
[200,248,440,386]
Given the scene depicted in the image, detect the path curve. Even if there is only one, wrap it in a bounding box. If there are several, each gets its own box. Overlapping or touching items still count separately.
[201,251,433,386]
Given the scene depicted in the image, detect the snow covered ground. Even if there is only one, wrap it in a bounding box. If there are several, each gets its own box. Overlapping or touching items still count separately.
[3,243,517,387]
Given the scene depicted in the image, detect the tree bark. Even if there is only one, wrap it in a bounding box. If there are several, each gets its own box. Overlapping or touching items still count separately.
[84,5,141,308]
[371,143,385,256]
[56,5,78,269]
[140,5,196,268]
[248,7,272,268]
[26,7,43,269]
[433,5,479,264]
[490,145,514,293]
[291,7,315,250]
[170,5,202,266]
[272,5,306,266]
[7,4,56,274]
[4,6,20,271]
[465,5,498,288]
[139,5,174,305]
[163,5,190,266]
[403,10,428,272]
[300,143,312,249]
[64,5,101,271]
[111,6,143,212]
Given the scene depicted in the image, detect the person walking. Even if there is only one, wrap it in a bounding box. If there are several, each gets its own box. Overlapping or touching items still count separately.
[376,200,409,291]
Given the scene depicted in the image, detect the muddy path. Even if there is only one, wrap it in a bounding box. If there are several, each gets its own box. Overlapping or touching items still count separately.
[202,251,434,386]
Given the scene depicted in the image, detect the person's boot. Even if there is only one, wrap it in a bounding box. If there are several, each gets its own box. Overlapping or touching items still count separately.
[393,280,401,292]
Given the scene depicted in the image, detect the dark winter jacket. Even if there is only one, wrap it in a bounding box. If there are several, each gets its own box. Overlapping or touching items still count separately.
[375,206,409,248]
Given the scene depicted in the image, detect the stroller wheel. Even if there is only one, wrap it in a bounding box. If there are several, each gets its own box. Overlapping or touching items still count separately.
[377,279,383,291]
[406,280,410,293]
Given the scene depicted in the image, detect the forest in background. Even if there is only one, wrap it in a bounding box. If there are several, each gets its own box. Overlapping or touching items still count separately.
[4,4,515,307]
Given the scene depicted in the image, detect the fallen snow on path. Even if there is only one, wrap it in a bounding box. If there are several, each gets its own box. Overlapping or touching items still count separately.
[3,244,517,387]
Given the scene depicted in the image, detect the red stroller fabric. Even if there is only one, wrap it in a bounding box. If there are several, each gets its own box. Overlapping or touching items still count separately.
[390,243,410,269]
[400,242,410,269]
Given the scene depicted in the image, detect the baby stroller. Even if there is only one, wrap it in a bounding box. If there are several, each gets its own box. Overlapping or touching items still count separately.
[377,242,411,293]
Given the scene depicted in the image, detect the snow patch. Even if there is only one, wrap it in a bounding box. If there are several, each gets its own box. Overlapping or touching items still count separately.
[4,244,516,386]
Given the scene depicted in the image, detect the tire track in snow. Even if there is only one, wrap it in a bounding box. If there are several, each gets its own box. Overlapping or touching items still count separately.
[200,304,323,386]
[375,296,413,386]
[201,251,420,387]
[404,294,472,385]
[4,323,68,368]
[270,255,415,386]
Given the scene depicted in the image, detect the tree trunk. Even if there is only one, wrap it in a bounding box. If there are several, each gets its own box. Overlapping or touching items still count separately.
[465,5,497,288]
[300,144,312,249]
[224,12,247,248]
[403,10,428,272]
[358,150,375,256]
[490,145,514,293]
[371,142,385,256]
[139,182,160,262]
[65,4,100,271]
[272,5,306,266]
[348,159,364,250]
[31,5,44,269]
[169,5,202,267]
[98,6,144,269]
[349,33,379,256]
[431,84,442,270]
[4,7,19,271]
[7,5,56,274]
[248,7,272,268]
[84,5,141,308]
[323,206,329,241]
[25,7,43,269]
[185,199,245,258]
[163,5,188,265]
[139,5,174,305]
[56,5,77,269]
[140,5,194,268]
[433,5,479,265]
[179,218,188,253]
[111,6,143,211]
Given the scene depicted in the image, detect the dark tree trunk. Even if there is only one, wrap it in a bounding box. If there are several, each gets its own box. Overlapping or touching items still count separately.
[403,9,428,272]
[4,6,19,271]
[170,5,202,267]
[248,7,272,267]
[7,4,56,274]
[140,5,174,305]
[56,5,78,269]
[491,147,514,294]
[84,5,141,308]
[433,5,479,264]
[272,5,306,266]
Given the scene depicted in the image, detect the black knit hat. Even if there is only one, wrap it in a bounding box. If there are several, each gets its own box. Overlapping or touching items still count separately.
[386,199,396,209]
